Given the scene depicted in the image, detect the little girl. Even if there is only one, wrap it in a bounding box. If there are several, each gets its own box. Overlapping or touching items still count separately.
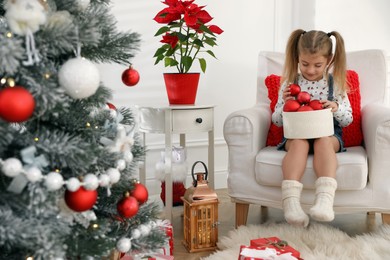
[272,30,353,227]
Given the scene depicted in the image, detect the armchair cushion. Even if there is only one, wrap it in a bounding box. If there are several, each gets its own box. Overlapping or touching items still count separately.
[264,70,363,147]
[255,146,368,190]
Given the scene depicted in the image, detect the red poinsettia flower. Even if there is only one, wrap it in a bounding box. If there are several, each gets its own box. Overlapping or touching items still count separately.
[153,8,181,24]
[153,0,223,73]
[208,25,224,35]
[160,33,179,49]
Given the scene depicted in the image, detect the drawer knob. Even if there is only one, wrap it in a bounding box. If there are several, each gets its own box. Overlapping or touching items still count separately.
[195,118,203,123]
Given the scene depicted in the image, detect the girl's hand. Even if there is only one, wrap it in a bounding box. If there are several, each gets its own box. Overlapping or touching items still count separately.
[282,86,294,102]
[320,100,339,112]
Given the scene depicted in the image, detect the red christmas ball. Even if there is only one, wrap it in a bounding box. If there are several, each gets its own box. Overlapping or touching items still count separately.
[106,102,116,110]
[130,183,149,205]
[117,193,139,218]
[0,86,35,122]
[121,66,140,86]
[64,187,98,212]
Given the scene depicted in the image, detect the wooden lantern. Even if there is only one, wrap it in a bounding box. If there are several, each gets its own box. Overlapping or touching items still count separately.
[182,161,219,253]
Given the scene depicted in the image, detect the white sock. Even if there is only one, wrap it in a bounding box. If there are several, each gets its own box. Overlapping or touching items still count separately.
[310,177,337,222]
[282,180,309,227]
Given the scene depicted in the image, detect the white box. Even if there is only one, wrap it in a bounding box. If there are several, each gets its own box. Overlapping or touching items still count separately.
[282,108,334,139]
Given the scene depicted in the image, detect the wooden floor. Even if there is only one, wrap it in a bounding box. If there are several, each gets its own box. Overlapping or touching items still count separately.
[163,188,383,260]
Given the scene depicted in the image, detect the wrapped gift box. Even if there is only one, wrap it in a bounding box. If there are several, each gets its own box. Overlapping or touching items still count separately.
[239,244,300,260]
[120,253,174,260]
[249,237,301,259]
[155,219,174,255]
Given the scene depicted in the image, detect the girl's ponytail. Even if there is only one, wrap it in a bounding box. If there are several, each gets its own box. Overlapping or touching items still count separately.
[328,31,348,93]
[282,29,306,86]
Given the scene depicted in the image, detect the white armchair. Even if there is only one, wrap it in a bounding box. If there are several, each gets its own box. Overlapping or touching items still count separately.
[223,49,390,227]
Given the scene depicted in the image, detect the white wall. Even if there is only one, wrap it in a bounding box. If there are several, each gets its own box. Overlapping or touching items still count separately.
[99,0,390,196]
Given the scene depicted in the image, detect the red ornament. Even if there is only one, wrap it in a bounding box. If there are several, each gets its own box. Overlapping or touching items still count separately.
[121,66,140,86]
[64,187,98,212]
[289,84,301,96]
[106,102,116,110]
[283,99,301,112]
[117,193,139,218]
[296,91,311,104]
[130,182,149,205]
[297,105,314,112]
[309,99,324,110]
[0,86,35,122]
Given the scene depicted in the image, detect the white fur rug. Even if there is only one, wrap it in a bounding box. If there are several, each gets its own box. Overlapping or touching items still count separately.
[203,222,390,260]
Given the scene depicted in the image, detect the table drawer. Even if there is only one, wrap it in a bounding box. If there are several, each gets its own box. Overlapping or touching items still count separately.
[172,108,213,133]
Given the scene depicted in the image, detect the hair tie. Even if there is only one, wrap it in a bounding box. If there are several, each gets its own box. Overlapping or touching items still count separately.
[327,32,332,37]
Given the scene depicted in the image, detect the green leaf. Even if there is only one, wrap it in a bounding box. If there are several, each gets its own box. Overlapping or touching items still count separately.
[164,57,178,67]
[154,55,164,65]
[177,32,189,42]
[154,26,170,36]
[204,37,217,47]
[153,46,167,57]
[206,50,217,59]
[182,56,193,72]
[199,24,213,35]
[199,58,207,73]
[192,39,204,47]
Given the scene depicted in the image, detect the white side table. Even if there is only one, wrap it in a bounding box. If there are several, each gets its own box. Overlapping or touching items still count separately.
[136,104,215,221]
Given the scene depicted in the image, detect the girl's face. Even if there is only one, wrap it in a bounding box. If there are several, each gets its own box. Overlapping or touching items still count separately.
[298,52,331,81]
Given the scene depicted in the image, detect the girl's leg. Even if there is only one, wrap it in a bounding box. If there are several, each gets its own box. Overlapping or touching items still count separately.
[282,139,310,227]
[310,136,339,221]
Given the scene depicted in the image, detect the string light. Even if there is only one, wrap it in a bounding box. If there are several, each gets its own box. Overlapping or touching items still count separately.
[92,223,99,229]
[0,77,6,85]
[86,122,91,127]
[26,257,33,260]
[6,78,15,87]
[34,137,39,142]
[6,32,12,38]
[43,73,50,79]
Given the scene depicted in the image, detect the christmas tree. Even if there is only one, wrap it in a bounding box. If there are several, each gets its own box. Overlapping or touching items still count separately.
[0,0,167,259]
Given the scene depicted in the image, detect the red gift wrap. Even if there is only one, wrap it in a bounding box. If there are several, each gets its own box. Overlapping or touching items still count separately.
[156,219,174,256]
[250,237,300,259]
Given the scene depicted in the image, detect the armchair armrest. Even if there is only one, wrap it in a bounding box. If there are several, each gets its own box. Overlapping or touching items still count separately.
[224,104,271,154]
[223,104,271,191]
[361,103,390,187]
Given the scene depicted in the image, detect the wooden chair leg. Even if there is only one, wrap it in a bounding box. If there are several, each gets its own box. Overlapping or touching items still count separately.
[260,206,269,224]
[381,213,390,224]
[235,203,249,228]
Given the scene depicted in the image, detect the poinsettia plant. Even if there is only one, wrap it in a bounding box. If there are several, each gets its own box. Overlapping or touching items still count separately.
[153,0,224,73]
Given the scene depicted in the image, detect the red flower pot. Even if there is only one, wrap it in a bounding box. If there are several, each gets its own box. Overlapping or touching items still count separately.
[163,73,200,105]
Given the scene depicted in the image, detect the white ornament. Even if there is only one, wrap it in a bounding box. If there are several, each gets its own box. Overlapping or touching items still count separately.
[77,0,91,11]
[116,159,126,171]
[131,229,141,239]
[47,10,72,28]
[106,168,121,184]
[58,57,100,99]
[66,177,81,192]
[83,173,99,190]
[2,158,23,177]
[99,174,110,187]
[45,171,64,191]
[123,150,133,163]
[25,166,42,182]
[116,237,131,253]
[139,224,151,236]
[4,0,47,35]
